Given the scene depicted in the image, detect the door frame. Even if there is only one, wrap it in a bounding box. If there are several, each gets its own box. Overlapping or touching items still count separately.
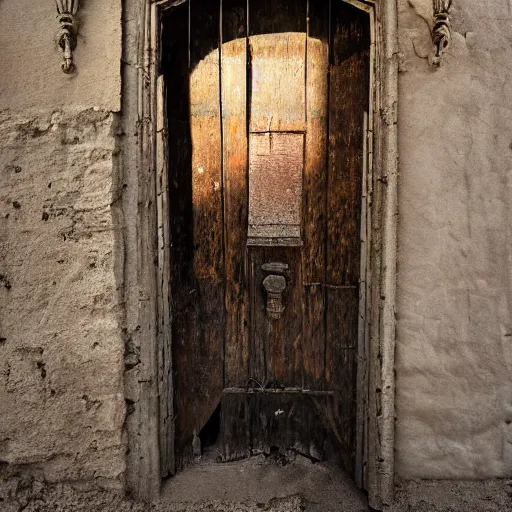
[121,0,398,509]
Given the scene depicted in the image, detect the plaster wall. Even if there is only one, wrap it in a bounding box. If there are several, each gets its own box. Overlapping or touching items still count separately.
[396,0,512,479]
[0,0,124,495]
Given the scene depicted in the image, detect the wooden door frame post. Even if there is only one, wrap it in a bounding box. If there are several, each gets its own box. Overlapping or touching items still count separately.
[122,0,398,509]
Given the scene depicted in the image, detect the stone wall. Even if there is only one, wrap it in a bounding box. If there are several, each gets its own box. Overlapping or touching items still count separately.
[396,0,512,479]
[0,0,124,496]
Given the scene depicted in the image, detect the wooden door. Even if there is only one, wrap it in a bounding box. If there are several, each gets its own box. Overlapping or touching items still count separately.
[162,0,370,473]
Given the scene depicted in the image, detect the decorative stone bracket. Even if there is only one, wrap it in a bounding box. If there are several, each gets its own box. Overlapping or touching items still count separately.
[261,262,289,321]
[432,0,452,66]
[56,0,80,74]
[263,275,286,320]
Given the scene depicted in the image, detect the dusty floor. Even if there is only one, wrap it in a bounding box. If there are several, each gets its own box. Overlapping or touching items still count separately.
[2,453,512,511]
[392,478,512,512]
[160,450,366,511]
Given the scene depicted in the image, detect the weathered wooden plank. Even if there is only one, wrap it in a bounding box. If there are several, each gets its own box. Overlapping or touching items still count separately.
[325,1,371,475]
[248,33,306,132]
[302,0,329,389]
[156,73,174,478]
[248,133,304,243]
[219,392,250,461]
[189,0,224,435]
[248,0,307,36]
[249,392,293,455]
[164,2,196,465]
[222,0,249,388]
[248,0,307,133]
[249,246,302,388]
[169,0,225,465]
[326,1,370,286]
[245,393,333,462]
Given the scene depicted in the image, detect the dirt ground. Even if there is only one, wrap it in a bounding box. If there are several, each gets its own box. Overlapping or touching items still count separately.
[2,453,511,511]
[392,478,512,512]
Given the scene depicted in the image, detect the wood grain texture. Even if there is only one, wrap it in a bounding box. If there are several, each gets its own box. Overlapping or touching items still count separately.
[249,246,302,388]
[188,0,225,445]
[156,73,174,477]
[169,0,225,464]
[248,0,307,36]
[248,33,307,132]
[219,392,250,461]
[325,1,370,474]
[245,393,331,462]
[327,1,370,287]
[164,3,195,463]
[222,0,249,388]
[302,0,329,389]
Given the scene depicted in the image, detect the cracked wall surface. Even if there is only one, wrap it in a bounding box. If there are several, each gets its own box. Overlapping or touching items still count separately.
[396,0,512,479]
[0,0,124,498]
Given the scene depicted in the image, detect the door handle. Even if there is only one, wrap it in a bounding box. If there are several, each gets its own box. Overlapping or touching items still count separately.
[262,275,286,320]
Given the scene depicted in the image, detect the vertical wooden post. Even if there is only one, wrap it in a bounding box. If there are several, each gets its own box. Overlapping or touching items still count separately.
[156,73,175,478]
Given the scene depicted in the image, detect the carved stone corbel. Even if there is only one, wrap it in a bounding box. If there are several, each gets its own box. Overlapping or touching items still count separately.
[56,0,80,74]
[263,275,286,320]
[432,0,452,66]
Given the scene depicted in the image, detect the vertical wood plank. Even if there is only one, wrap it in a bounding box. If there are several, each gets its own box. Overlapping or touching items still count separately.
[325,1,370,473]
[302,0,329,389]
[249,246,302,387]
[248,0,307,36]
[188,0,224,444]
[248,0,307,132]
[326,1,370,287]
[164,3,195,463]
[156,73,174,477]
[326,288,358,470]
[222,0,249,388]
[219,392,250,461]
[168,0,225,464]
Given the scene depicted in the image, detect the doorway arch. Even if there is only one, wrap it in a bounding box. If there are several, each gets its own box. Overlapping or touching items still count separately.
[121,0,398,509]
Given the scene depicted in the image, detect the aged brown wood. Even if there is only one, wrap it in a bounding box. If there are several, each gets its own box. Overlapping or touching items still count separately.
[167,0,225,465]
[302,0,329,390]
[248,0,307,133]
[222,0,249,388]
[249,246,302,388]
[156,73,174,477]
[246,393,330,461]
[248,0,307,34]
[326,288,358,469]
[326,1,369,286]
[248,32,307,133]
[164,2,195,466]
[163,0,370,473]
[248,133,304,244]
[187,0,225,456]
[219,392,250,461]
[325,1,370,473]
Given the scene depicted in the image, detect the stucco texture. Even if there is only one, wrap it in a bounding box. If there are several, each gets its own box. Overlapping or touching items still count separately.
[0,0,123,491]
[0,0,121,111]
[396,0,512,479]
[0,109,125,488]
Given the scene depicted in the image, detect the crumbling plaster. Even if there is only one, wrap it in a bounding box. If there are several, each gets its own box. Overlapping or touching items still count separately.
[396,0,512,479]
[0,0,124,495]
